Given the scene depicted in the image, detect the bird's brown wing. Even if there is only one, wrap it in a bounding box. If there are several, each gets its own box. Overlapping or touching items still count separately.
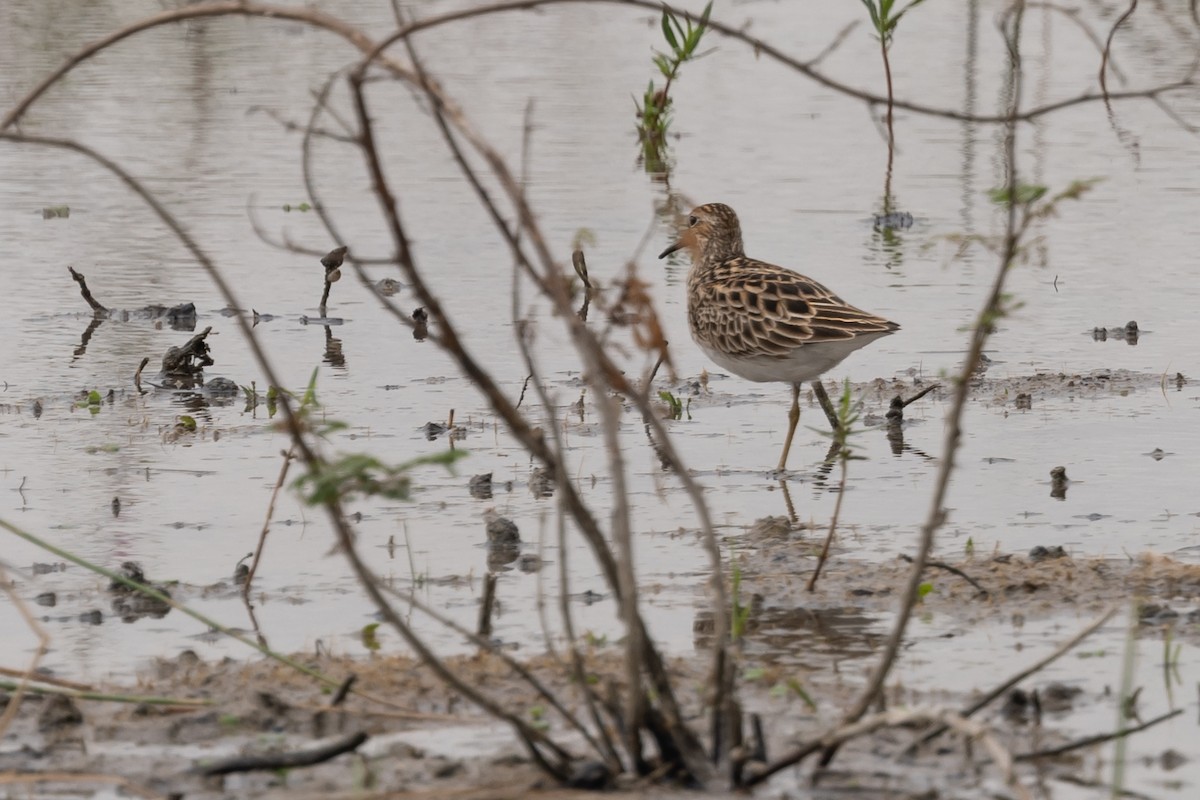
[689,258,897,358]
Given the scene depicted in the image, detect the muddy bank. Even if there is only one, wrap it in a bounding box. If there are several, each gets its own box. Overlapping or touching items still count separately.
[4,545,1196,799]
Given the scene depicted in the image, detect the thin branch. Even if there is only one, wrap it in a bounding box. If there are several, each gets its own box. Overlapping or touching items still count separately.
[242,447,295,600]
[0,564,50,739]
[196,731,369,776]
[1015,708,1181,761]
[906,607,1115,754]
[1100,0,1139,101]
[809,0,1031,775]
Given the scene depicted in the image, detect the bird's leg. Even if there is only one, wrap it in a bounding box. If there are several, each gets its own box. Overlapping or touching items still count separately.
[811,380,840,432]
[777,382,802,473]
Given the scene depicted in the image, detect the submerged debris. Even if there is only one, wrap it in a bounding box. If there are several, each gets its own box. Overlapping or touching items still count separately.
[1028,545,1068,562]
[1091,320,1140,344]
[873,211,914,230]
[412,307,429,341]
[529,466,554,498]
[161,327,214,377]
[1050,466,1069,500]
[484,510,520,545]
[38,695,84,732]
[375,277,402,296]
[107,561,172,622]
[468,472,494,500]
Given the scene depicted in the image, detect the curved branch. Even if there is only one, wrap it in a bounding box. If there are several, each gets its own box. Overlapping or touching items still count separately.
[5,0,1194,139]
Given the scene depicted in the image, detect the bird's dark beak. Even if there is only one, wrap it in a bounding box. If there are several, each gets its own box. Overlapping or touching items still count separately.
[658,241,682,259]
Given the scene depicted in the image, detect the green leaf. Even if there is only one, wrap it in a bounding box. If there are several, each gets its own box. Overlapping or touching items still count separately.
[785,678,818,711]
[988,184,1048,206]
[860,0,882,33]
[743,666,766,682]
[917,581,934,601]
[892,0,929,28]
[178,415,197,432]
[361,622,381,651]
[301,367,320,410]
[87,390,102,406]
[660,9,679,51]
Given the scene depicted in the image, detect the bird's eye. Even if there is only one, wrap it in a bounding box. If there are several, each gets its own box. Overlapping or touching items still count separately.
[687,215,698,227]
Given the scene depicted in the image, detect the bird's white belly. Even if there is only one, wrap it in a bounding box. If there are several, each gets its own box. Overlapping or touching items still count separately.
[694,332,892,384]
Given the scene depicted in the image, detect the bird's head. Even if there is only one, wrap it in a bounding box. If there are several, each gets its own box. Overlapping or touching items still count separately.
[658,203,744,263]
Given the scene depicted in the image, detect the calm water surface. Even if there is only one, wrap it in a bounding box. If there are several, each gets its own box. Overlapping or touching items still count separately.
[1,1,1199,794]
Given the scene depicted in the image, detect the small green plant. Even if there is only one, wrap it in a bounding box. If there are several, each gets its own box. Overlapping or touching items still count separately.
[806,381,866,591]
[658,389,683,420]
[635,2,712,173]
[290,369,466,504]
[860,0,928,145]
[731,559,751,641]
[282,201,312,212]
[769,677,818,711]
[528,704,549,731]
[916,581,934,602]
[361,622,381,651]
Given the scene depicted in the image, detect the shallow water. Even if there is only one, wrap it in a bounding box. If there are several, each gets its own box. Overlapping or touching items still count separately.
[1,0,1199,794]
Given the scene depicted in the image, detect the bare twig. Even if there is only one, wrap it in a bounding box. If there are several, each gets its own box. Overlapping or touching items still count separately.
[899,553,988,597]
[477,573,498,638]
[4,0,1194,146]
[906,607,1116,754]
[67,266,108,314]
[133,357,150,395]
[243,448,295,600]
[1100,1,1139,101]
[811,1,1032,773]
[0,564,50,739]
[746,706,1032,798]
[196,731,369,776]
[1015,708,1181,761]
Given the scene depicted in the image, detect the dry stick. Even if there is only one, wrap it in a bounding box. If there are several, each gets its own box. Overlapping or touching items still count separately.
[477,573,498,638]
[515,374,533,409]
[242,447,295,600]
[805,446,849,592]
[355,0,1197,128]
[371,553,600,767]
[899,553,988,597]
[195,731,369,776]
[595,385,648,774]
[133,357,150,395]
[1026,2,1127,83]
[745,707,1032,800]
[0,563,50,740]
[0,773,165,800]
[2,0,1194,145]
[388,36,705,773]
[0,666,92,692]
[0,132,451,723]
[0,679,208,707]
[1014,708,1181,761]
[0,517,361,698]
[399,37,715,770]
[346,70,573,780]
[514,309,624,772]
[905,607,1116,755]
[328,506,574,778]
[749,6,1033,788]
[67,266,108,314]
[1100,0,1139,101]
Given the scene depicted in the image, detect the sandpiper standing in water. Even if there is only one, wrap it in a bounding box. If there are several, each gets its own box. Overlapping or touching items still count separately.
[659,203,899,472]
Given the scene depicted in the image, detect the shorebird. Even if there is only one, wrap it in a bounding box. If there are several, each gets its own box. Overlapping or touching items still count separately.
[659,203,899,472]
